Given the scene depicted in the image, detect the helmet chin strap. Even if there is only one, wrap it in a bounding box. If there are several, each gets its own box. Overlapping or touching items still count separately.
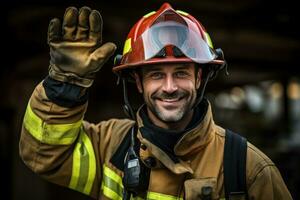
[193,69,214,109]
[122,77,136,120]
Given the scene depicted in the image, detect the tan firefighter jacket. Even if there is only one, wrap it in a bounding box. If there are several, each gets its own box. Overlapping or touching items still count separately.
[19,82,292,200]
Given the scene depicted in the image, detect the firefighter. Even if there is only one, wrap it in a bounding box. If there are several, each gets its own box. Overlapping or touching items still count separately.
[20,3,292,200]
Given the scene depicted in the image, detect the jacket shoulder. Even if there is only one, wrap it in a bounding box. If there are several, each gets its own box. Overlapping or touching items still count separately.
[246,143,292,199]
[246,142,275,184]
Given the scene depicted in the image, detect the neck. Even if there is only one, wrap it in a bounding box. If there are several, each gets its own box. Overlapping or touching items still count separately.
[147,109,194,131]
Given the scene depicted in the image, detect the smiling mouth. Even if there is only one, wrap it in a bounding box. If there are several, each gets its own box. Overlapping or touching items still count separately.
[156,96,185,105]
[153,92,187,106]
[160,98,181,102]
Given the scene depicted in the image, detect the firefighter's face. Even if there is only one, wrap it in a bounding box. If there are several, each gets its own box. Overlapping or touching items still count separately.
[135,63,201,126]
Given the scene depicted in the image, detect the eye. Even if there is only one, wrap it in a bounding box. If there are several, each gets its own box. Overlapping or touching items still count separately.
[150,72,164,80]
[175,71,189,78]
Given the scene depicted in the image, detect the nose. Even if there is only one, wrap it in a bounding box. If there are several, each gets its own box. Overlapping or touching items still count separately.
[162,74,178,93]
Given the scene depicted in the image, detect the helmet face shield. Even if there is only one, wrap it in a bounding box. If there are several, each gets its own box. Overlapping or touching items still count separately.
[122,20,217,66]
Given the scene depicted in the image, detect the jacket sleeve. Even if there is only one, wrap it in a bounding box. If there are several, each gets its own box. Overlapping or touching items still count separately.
[19,81,100,199]
[247,143,293,200]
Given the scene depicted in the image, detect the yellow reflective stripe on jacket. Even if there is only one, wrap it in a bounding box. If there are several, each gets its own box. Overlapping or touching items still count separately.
[101,165,183,200]
[102,164,123,200]
[147,192,183,200]
[23,103,81,145]
[69,128,96,195]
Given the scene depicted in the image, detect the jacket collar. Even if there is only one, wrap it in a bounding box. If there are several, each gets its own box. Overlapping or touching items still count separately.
[135,99,216,174]
[174,101,215,156]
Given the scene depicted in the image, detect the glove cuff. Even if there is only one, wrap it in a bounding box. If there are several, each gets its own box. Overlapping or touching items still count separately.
[43,76,89,108]
[49,64,94,87]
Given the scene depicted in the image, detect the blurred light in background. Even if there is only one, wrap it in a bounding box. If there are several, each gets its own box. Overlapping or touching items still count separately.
[286,78,300,147]
[209,77,300,153]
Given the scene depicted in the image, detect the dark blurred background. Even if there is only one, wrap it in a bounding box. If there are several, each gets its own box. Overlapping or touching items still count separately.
[1,0,300,199]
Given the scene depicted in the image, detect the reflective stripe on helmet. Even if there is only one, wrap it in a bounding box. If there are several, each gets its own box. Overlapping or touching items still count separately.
[23,102,81,145]
[123,38,132,55]
[176,10,189,16]
[143,11,156,18]
[69,127,96,195]
[204,32,214,48]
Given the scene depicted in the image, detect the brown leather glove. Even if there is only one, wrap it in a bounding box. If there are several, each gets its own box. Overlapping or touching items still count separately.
[47,6,116,87]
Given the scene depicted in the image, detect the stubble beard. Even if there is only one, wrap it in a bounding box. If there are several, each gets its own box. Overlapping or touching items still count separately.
[145,90,196,123]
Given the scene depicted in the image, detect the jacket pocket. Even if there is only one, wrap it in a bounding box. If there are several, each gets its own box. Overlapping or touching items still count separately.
[184,178,219,200]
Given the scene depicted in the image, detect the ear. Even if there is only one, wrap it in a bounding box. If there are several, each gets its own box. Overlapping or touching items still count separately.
[196,68,202,89]
[133,72,143,93]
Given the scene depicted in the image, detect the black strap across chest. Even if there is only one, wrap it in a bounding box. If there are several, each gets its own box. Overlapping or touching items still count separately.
[224,129,248,200]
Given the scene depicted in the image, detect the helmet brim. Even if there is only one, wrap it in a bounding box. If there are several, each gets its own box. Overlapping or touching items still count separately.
[112,57,224,73]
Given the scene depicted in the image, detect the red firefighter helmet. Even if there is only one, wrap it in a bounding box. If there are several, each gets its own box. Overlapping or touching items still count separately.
[113,3,224,73]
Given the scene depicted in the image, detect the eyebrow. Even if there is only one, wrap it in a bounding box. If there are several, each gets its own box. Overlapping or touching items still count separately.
[142,65,192,73]
[174,66,191,70]
[142,67,162,74]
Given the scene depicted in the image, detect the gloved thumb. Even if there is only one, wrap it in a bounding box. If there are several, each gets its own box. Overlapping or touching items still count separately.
[91,42,117,64]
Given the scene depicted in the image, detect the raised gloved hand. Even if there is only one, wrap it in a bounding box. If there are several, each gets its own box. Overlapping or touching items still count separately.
[47,6,116,87]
